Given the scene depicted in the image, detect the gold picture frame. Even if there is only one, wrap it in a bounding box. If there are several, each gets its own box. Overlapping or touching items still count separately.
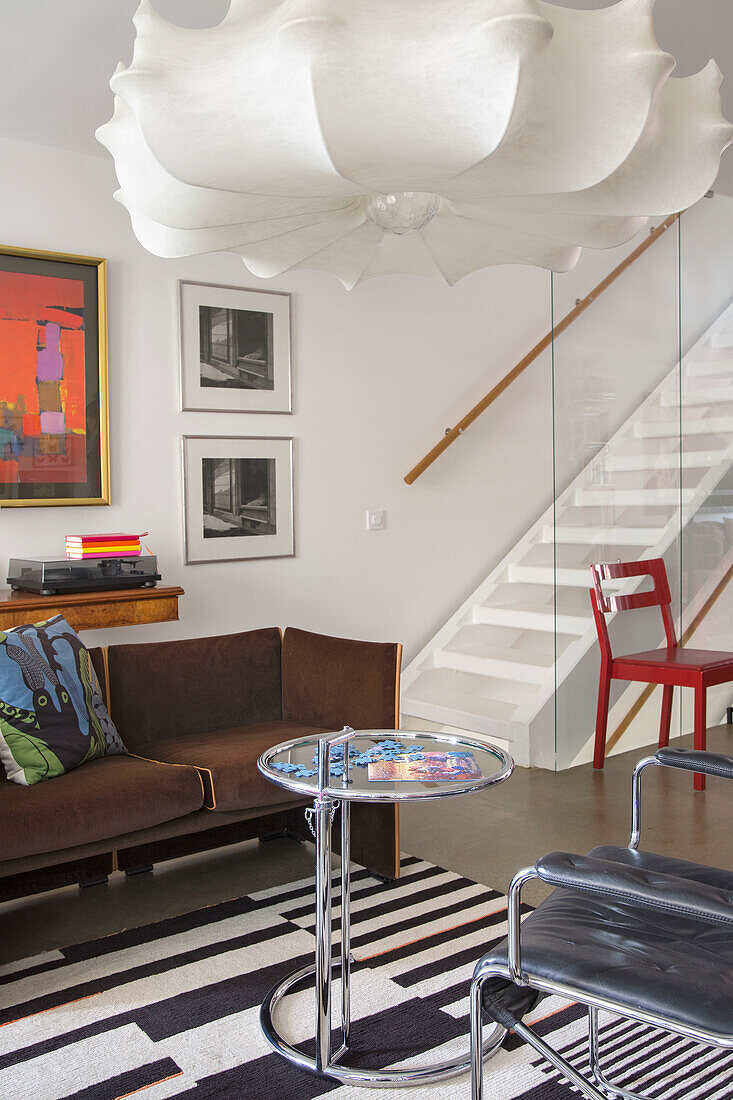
[0,244,110,507]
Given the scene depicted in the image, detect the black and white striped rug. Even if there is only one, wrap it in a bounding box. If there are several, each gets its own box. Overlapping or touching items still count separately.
[0,856,730,1099]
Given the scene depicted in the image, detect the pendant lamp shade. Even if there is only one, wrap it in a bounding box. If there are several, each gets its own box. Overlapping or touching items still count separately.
[97,0,733,288]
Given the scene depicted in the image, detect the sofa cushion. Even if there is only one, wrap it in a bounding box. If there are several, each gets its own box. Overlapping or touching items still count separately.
[0,755,205,862]
[0,616,126,786]
[0,801,304,880]
[141,721,331,811]
[102,628,283,754]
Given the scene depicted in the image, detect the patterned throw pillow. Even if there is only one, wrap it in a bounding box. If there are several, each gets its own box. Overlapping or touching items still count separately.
[0,615,126,785]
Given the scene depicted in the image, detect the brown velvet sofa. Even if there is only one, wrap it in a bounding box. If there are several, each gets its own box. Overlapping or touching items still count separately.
[0,626,403,901]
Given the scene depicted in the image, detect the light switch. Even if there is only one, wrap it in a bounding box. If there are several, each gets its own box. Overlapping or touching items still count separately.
[366,509,385,531]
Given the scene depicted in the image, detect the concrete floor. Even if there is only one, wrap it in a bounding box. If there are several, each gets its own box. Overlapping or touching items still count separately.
[1,725,730,964]
[401,723,733,905]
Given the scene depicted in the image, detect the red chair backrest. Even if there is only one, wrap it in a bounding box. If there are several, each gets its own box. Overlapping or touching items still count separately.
[589,558,677,659]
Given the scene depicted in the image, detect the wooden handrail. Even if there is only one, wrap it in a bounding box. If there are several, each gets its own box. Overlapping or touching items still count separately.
[605,559,733,755]
[404,213,680,485]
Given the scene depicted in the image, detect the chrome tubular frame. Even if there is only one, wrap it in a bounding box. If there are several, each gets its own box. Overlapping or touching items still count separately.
[470,861,733,1100]
[261,726,508,1086]
[314,789,334,1072]
[259,729,514,804]
[588,1006,651,1100]
[339,796,351,1054]
[507,867,536,982]
[628,755,658,850]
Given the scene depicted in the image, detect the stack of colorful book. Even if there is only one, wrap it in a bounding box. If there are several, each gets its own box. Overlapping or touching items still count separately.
[65,533,142,560]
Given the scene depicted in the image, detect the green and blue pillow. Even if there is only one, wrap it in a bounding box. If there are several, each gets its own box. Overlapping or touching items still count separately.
[0,615,126,785]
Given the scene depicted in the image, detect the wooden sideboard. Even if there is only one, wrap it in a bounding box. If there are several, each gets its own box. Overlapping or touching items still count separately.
[0,586,184,632]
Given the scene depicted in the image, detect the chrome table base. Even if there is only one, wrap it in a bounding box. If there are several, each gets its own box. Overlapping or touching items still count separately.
[260,790,506,1087]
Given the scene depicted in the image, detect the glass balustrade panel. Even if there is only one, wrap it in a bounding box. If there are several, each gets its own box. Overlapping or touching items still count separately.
[550,222,682,770]
[679,194,733,743]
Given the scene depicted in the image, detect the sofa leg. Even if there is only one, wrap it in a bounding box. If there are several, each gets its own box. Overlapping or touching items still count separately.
[369,871,395,885]
[78,875,109,889]
[259,829,305,844]
[124,864,154,877]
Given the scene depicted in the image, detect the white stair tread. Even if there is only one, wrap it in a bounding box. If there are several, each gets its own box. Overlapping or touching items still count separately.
[635,416,733,439]
[659,388,733,408]
[442,640,555,668]
[575,488,693,506]
[684,358,733,377]
[486,582,591,613]
[448,621,578,659]
[448,621,563,648]
[543,524,665,545]
[410,666,535,701]
[435,643,552,685]
[709,333,733,350]
[401,683,521,728]
[604,450,727,471]
[508,564,625,588]
[521,542,652,569]
[474,604,591,635]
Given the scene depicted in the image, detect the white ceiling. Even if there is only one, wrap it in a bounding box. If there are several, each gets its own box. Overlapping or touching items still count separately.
[2,0,732,195]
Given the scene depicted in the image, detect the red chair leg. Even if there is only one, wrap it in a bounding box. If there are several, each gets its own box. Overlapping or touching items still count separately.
[693,685,707,792]
[593,665,612,770]
[659,685,673,748]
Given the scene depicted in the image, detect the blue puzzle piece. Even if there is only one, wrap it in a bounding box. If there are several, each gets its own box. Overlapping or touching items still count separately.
[300,737,433,775]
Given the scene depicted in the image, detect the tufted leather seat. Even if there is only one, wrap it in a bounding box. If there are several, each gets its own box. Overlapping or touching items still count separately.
[471,750,733,1100]
[481,843,733,1040]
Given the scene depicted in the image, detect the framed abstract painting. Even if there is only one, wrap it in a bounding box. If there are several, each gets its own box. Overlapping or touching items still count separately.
[0,245,110,507]
[179,281,292,413]
[182,436,294,564]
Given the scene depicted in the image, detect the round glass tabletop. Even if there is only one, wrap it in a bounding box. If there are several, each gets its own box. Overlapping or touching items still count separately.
[258,728,513,802]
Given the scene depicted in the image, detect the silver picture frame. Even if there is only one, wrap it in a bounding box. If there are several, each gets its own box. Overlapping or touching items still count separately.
[182,435,295,564]
[178,281,292,413]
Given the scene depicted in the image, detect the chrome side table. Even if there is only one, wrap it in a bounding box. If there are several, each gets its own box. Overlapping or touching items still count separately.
[257,727,514,1087]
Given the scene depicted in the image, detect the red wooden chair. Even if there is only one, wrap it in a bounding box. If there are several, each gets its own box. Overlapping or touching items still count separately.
[590,558,733,790]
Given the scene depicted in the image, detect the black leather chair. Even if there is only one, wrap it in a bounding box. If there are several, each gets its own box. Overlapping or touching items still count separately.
[470,748,733,1100]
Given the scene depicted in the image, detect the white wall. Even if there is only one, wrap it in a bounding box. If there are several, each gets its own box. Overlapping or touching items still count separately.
[4,136,730,771]
[1,137,695,672]
[0,135,564,656]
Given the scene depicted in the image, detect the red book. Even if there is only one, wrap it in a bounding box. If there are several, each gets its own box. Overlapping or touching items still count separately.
[66,533,142,544]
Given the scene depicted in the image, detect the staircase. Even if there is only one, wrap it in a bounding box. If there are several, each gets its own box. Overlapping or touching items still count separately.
[401,301,733,768]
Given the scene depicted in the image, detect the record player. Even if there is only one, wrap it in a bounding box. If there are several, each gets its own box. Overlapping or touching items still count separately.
[7,556,161,597]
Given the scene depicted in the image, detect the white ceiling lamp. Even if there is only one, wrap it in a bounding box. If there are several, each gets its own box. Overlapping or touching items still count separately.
[97,0,733,289]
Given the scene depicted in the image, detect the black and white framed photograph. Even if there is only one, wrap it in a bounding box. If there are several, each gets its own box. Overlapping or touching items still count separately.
[182,436,294,564]
[179,282,292,413]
